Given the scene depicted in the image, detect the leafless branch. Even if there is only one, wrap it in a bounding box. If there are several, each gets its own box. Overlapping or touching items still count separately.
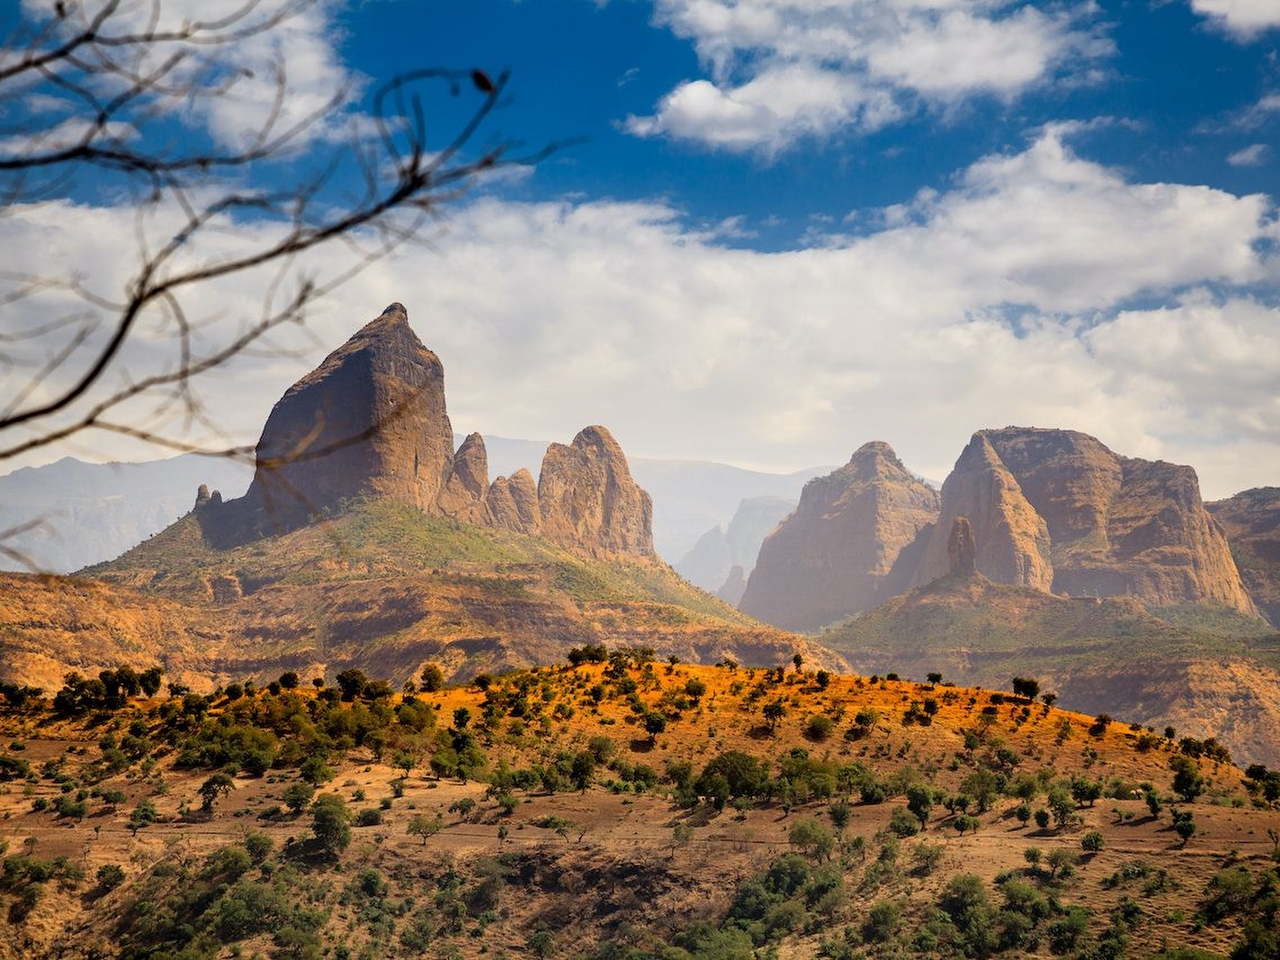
[0,0,558,570]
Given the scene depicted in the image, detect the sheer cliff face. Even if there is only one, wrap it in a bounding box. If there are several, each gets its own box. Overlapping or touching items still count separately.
[738,441,940,632]
[918,427,1258,616]
[913,434,1054,592]
[1207,487,1280,626]
[243,303,456,528]
[537,426,654,559]
[219,304,654,559]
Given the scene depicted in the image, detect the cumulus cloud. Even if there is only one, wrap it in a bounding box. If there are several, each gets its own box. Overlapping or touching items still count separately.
[4,129,1277,499]
[1188,0,1280,37]
[626,0,1110,152]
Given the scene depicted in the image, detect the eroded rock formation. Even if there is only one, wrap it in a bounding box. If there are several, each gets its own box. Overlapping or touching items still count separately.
[198,304,654,559]
[916,427,1257,616]
[537,426,654,558]
[914,433,1053,592]
[738,441,940,632]
[1207,487,1280,625]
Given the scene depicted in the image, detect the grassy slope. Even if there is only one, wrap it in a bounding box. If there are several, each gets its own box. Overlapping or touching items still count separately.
[8,501,838,691]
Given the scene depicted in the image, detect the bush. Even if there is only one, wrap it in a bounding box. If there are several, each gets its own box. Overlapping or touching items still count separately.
[1081,830,1105,852]
[804,715,834,742]
[355,808,383,826]
[863,900,901,943]
[888,807,920,838]
[311,793,352,855]
[95,863,125,891]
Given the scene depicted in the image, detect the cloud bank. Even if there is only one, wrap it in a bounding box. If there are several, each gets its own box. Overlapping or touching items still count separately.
[5,127,1277,500]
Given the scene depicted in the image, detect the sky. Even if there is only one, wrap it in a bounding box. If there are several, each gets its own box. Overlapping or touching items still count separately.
[1,0,1279,499]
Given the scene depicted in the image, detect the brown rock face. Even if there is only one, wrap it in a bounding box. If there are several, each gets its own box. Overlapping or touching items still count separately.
[438,433,489,523]
[914,433,1054,591]
[916,427,1258,616]
[739,441,940,632]
[1207,487,1280,626]
[484,469,542,535]
[237,303,456,531]
[536,426,654,558]
[947,517,977,577]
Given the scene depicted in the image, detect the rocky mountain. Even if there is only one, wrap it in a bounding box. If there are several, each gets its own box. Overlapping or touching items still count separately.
[1207,487,1280,627]
[738,442,940,632]
[536,426,653,558]
[912,432,1053,592]
[918,428,1256,616]
[675,496,796,592]
[189,304,655,560]
[227,302,456,536]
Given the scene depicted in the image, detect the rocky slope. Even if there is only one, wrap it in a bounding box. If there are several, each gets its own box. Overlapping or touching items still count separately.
[739,442,940,632]
[1207,487,1280,626]
[916,427,1257,616]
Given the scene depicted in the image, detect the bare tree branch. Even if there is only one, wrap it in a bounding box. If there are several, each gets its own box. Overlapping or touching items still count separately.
[0,0,560,570]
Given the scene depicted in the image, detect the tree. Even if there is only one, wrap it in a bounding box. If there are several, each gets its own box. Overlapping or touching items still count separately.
[570,751,595,793]
[762,699,786,733]
[93,863,125,894]
[310,793,352,855]
[1172,809,1197,846]
[1011,676,1039,701]
[199,771,235,813]
[282,781,316,814]
[128,798,157,836]
[419,664,446,692]
[0,1,543,568]
[906,784,934,829]
[1170,756,1205,802]
[407,812,443,846]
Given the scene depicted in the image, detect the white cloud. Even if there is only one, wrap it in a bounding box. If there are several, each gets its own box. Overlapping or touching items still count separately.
[1189,0,1280,37]
[4,129,1278,501]
[628,0,1110,152]
[625,66,901,153]
[1228,143,1269,166]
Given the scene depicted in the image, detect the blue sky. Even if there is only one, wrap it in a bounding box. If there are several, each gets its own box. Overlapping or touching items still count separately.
[3,0,1280,500]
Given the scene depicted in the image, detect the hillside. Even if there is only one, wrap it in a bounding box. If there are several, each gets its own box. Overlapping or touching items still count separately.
[0,659,1275,959]
[820,574,1280,768]
[0,498,839,692]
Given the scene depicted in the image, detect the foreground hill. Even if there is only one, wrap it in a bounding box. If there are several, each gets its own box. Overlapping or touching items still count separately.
[821,573,1280,768]
[2,665,1269,957]
[0,660,1275,959]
